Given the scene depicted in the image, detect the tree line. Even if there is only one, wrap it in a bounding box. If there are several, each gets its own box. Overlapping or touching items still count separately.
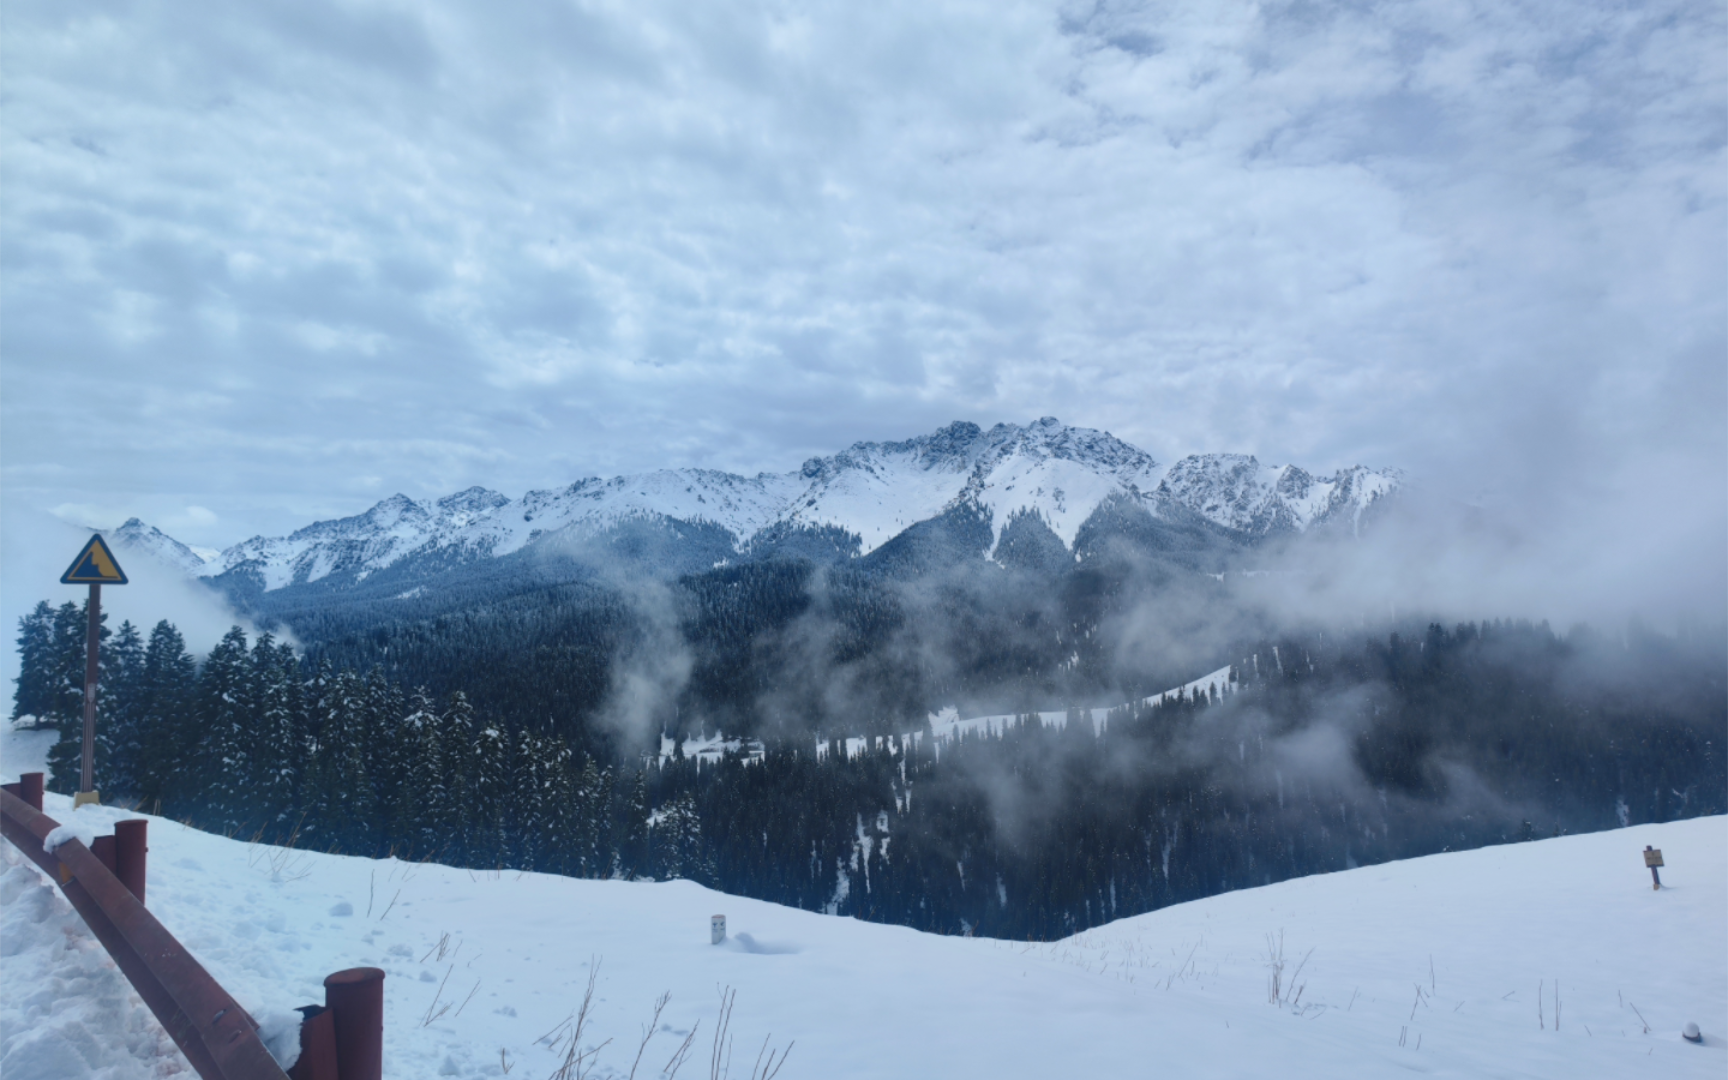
[10,600,696,880]
[12,600,1725,940]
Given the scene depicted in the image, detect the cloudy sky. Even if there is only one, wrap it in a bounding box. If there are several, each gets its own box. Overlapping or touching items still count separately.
[3,0,1723,566]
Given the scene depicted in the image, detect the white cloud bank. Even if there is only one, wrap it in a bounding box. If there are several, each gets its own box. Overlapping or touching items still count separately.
[1,0,1721,607]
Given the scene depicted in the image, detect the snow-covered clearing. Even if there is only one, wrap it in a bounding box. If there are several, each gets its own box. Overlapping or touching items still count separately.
[2,727,1722,1079]
[665,665,1236,764]
[927,664,1236,742]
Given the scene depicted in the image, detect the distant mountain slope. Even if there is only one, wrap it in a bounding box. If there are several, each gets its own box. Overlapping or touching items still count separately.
[112,518,211,575]
[113,419,1401,600]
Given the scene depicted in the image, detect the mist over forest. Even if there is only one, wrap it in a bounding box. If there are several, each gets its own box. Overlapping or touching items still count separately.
[14,491,1725,940]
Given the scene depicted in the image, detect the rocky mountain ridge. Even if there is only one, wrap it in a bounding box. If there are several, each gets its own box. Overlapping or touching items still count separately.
[116,418,1401,597]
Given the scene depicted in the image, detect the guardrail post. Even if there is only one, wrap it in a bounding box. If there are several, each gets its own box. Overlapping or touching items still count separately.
[21,772,43,811]
[288,1005,339,1080]
[91,833,119,876]
[115,819,147,904]
[324,967,385,1080]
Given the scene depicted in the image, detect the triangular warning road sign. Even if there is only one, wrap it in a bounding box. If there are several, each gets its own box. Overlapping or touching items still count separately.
[61,534,128,585]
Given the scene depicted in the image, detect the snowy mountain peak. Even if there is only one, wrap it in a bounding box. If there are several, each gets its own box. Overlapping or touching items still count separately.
[1157,454,1401,536]
[150,421,1400,595]
[111,518,211,575]
[434,487,510,526]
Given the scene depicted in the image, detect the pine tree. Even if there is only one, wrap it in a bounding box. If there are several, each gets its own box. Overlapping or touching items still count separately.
[10,601,57,728]
[438,691,477,862]
[100,621,146,798]
[512,729,570,872]
[392,688,440,856]
[306,668,375,852]
[250,634,306,835]
[134,621,197,814]
[622,767,649,877]
[404,692,464,862]
[198,627,256,830]
[470,721,513,868]
[572,755,604,877]
[657,791,710,883]
[362,668,408,848]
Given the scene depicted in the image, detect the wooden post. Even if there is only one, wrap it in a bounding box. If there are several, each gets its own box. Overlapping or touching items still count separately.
[1643,845,1664,890]
[91,833,119,876]
[324,967,385,1080]
[287,1006,339,1080]
[20,772,43,812]
[61,534,127,808]
[78,582,101,804]
[115,819,148,904]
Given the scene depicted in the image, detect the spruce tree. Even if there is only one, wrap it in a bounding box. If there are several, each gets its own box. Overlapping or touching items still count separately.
[10,601,57,728]
[251,634,306,835]
[100,621,146,798]
[573,755,604,877]
[306,668,375,853]
[622,767,649,877]
[438,691,477,862]
[362,667,408,847]
[393,688,440,856]
[470,721,512,868]
[405,693,462,862]
[134,620,197,814]
[198,627,256,830]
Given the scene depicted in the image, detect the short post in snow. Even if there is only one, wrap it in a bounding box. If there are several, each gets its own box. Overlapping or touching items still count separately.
[0,772,46,811]
[324,967,385,1080]
[712,915,726,945]
[1643,846,1664,890]
[115,818,148,904]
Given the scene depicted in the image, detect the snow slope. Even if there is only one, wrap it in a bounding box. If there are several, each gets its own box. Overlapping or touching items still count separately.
[117,420,1401,594]
[2,732,1721,1079]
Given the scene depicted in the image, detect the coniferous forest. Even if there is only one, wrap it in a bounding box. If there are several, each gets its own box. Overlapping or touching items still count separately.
[13,597,1724,941]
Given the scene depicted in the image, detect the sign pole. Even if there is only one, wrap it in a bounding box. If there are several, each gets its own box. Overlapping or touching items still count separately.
[81,582,101,798]
[61,533,126,809]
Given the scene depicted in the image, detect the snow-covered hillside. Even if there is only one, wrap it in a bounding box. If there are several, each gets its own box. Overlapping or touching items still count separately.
[113,419,1401,594]
[2,728,1720,1079]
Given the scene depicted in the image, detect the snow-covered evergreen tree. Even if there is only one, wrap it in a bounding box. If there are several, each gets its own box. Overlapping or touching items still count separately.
[250,634,306,834]
[470,721,513,867]
[656,791,709,883]
[197,627,256,829]
[134,620,197,813]
[9,602,57,728]
[95,620,145,798]
[306,668,376,852]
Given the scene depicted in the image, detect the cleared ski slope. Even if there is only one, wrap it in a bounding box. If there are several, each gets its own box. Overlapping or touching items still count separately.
[2,728,1723,1079]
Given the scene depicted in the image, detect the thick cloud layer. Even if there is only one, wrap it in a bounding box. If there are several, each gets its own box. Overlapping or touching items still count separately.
[3,1,1722,610]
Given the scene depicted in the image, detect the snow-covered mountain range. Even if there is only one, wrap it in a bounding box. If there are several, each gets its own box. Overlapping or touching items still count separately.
[115,418,1400,595]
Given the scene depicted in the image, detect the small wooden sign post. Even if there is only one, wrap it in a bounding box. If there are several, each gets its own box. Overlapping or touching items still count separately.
[1643,845,1664,890]
[61,534,128,808]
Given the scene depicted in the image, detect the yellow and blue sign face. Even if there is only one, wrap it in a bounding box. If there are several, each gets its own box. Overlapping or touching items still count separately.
[61,535,128,585]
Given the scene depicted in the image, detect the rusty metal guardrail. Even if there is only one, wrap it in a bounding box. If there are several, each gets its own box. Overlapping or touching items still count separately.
[1,774,385,1080]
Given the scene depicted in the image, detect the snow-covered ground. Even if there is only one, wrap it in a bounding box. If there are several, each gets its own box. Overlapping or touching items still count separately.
[927,665,1235,742]
[2,725,1723,1079]
[666,666,1236,763]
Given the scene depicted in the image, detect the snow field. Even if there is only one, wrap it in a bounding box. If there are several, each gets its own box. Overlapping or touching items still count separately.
[1,718,1722,1079]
